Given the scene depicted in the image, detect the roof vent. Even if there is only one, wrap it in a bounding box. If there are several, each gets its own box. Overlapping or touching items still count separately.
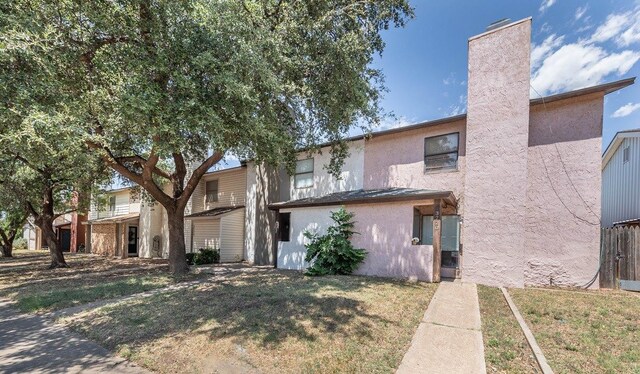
[486,18,511,31]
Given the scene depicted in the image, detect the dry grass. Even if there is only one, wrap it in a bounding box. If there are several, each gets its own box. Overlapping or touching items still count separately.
[0,252,201,313]
[61,269,436,374]
[510,287,640,374]
[477,285,540,373]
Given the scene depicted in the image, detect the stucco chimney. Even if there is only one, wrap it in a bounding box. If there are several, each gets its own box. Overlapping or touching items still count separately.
[462,18,532,288]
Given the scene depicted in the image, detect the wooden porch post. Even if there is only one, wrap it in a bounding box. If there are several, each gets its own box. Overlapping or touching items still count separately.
[433,199,442,283]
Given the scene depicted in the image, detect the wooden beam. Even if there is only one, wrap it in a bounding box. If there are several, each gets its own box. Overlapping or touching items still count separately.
[432,198,442,283]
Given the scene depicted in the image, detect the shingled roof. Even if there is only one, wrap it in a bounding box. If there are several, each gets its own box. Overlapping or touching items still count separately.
[184,206,244,219]
[269,188,456,210]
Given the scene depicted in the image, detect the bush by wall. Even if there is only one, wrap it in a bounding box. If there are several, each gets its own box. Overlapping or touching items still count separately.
[303,207,367,276]
[193,247,220,265]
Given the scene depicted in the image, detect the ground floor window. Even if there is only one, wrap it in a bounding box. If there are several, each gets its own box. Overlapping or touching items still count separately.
[279,213,291,242]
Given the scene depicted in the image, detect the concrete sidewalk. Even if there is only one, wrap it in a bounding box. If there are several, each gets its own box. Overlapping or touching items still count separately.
[0,300,148,373]
[397,281,486,374]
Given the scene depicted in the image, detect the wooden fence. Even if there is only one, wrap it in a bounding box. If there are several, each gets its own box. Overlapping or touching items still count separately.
[600,226,640,289]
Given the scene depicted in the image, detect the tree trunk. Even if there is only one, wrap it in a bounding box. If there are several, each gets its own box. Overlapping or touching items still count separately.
[0,244,12,257]
[0,231,14,257]
[39,218,67,268]
[166,205,188,274]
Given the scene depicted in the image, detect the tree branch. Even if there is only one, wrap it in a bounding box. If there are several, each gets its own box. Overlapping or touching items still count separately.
[180,151,224,208]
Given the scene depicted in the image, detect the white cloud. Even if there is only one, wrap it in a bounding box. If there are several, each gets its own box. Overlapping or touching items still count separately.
[590,7,640,47]
[531,34,565,70]
[539,22,552,34]
[442,72,457,85]
[531,43,640,96]
[612,102,640,117]
[380,116,416,130]
[445,95,467,116]
[575,6,588,21]
[539,0,556,13]
[530,7,640,96]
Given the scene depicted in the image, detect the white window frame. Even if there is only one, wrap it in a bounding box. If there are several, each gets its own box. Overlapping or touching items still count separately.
[294,158,314,189]
[205,179,219,203]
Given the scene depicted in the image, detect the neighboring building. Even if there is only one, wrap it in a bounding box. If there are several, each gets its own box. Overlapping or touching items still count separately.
[22,206,87,252]
[184,166,247,262]
[262,18,634,288]
[86,186,169,258]
[602,129,640,228]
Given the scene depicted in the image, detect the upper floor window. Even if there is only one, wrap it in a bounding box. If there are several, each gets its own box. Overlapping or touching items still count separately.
[108,196,116,212]
[205,180,219,203]
[424,132,459,172]
[623,146,630,164]
[295,158,314,189]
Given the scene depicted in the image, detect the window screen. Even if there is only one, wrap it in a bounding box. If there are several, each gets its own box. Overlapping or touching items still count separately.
[279,213,291,242]
[424,133,459,171]
[294,158,314,188]
[205,180,218,203]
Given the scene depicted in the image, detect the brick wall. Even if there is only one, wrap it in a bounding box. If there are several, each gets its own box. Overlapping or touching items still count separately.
[91,223,117,257]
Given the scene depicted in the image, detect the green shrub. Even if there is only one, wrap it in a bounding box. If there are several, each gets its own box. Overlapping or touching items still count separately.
[185,252,196,265]
[303,207,367,276]
[12,238,27,250]
[193,247,220,265]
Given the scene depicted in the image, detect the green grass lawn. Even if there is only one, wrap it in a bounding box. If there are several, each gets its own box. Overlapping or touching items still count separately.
[510,288,640,374]
[477,285,540,373]
[61,270,436,374]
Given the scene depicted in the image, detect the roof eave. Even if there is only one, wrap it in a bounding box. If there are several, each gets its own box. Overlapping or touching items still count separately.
[269,191,456,210]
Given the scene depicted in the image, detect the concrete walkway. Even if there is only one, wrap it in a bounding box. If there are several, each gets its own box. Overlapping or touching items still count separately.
[397,281,486,374]
[0,300,148,373]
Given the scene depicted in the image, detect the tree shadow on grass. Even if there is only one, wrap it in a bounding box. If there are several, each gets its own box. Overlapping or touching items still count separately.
[75,268,425,349]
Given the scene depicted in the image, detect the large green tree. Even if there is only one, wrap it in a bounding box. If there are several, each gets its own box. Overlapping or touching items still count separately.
[1,0,413,274]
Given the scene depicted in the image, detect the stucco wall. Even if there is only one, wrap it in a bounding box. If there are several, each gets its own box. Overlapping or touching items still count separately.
[277,206,335,270]
[462,19,531,288]
[90,223,117,257]
[363,120,467,202]
[277,202,435,281]
[350,201,435,281]
[289,139,365,200]
[138,201,164,258]
[525,94,603,287]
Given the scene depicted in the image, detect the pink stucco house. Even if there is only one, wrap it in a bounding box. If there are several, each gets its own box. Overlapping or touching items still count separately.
[245,18,635,288]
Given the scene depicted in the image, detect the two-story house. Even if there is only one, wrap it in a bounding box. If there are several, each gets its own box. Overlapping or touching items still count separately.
[184,166,247,262]
[602,128,640,227]
[87,187,141,257]
[261,18,634,288]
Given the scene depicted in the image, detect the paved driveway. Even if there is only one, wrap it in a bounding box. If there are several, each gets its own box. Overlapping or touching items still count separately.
[0,300,148,373]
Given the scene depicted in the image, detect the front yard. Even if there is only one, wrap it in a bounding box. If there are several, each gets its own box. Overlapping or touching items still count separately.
[0,251,201,313]
[60,270,437,373]
[510,288,640,374]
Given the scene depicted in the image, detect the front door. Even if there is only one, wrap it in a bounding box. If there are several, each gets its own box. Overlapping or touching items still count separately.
[440,216,461,278]
[127,226,138,256]
[59,229,71,252]
[421,215,461,279]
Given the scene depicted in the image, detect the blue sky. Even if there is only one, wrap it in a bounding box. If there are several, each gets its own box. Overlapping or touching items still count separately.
[369,0,640,149]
